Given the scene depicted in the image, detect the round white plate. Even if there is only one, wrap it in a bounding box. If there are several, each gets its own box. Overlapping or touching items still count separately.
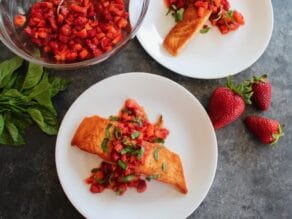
[55,73,217,219]
[136,0,273,79]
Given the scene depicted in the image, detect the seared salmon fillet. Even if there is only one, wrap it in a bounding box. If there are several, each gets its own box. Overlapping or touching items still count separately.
[71,115,188,194]
[163,5,212,56]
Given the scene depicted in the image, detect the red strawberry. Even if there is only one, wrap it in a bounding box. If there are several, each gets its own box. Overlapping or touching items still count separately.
[251,75,272,111]
[208,77,253,129]
[245,115,284,145]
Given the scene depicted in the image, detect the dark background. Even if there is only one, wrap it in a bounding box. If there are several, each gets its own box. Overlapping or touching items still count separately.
[0,0,291,218]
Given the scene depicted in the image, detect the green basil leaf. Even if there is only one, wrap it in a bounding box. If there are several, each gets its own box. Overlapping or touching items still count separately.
[153,146,163,161]
[146,174,160,181]
[27,108,57,135]
[131,131,140,139]
[5,121,24,144]
[109,115,119,121]
[28,73,54,112]
[0,114,5,136]
[200,26,210,34]
[114,127,121,139]
[120,175,136,183]
[101,138,109,153]
[120,146,135,155]
[91,168,99,173]
[22,62,43,90]
[162,162,167,172]
[153,138,165,144]
[117,160,128,170]
[94,175,106,184]
[0,57,23,88]
[115,188,122,196]
[133,116,143,127]
[105,123,112,139]
[49,76,69,97]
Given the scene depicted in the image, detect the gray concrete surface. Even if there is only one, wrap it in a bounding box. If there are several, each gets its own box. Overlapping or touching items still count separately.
[0,0,291,218]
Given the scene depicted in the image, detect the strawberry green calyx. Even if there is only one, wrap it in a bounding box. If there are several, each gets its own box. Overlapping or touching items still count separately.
[271,124,284,146]
[251,74,268,84]
[226,76,253,104]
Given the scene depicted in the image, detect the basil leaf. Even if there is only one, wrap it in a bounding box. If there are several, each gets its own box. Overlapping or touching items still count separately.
[172,8,184,22]
[115,188,122,196]
[49,76,69,97]
[5,121,24,144]
[146,174,160,181]
[94,175,106,184]
[153,138,165,144]
[101,138,109,153]
[28,73,55,114]
[122,137,133,146]
[109,115,119,121]
[105,123,112,139]
[114,127,121,139]
[0,57,23,88]
[162,162,167,172]
[120,175,136,182]
[117,160,128,170]
[27,108,57,135]
[0,114,4,135]
[131,146,145,159]
[200,26,210,34]
[133,116,143,127]
[120,146,135,155]
[131,131,140,139]
[22,62,43,90]
[91,168,99,173]
[153,146,162,161]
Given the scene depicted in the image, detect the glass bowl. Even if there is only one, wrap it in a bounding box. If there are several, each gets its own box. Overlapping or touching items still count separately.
[0,0,149,69]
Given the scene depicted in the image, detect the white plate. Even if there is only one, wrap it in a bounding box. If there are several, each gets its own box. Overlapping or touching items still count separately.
[55,73,217,219]
[135,0,273,79]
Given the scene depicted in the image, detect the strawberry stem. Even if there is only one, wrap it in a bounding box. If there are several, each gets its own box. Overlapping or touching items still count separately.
[226,76,253,104]
[271,124,284,146]
[251,74,268,84]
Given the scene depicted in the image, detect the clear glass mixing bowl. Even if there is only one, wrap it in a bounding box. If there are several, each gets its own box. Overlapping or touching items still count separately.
[0,0,149,69]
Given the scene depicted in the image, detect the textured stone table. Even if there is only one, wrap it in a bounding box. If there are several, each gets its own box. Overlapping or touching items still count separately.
[0,0,291,218]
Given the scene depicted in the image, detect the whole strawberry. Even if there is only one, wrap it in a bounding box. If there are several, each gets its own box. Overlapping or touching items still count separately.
[208,77,253,129]
[245,115,284,145]
[250,74,272,111]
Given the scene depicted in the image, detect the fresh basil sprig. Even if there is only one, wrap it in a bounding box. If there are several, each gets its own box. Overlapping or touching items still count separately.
[0,57,69,146]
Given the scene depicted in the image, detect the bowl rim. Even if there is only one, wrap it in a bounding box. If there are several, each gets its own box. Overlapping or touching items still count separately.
[0,0,149,69]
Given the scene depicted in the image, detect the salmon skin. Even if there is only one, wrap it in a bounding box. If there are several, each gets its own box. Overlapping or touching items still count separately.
[71,115,188,194]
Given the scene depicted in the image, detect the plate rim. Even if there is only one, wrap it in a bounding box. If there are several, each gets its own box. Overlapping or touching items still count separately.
[136,0,274,79]
[55,72,218,218]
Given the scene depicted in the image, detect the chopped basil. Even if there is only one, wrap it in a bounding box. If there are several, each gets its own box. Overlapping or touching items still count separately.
[122,137,134,146]
[101,138,109,153]
[117,160,128,170]
[146,174,160,181]
[91,168,99,173]
[225,10,235,23]
[122,108,132,115]
[105,123,112,139]
[109,115,119,121]
[115,188,122,196]
[153,138,165,144]
[120,146,135,155]
[172,8,184,22]
[162,162,167,172]
[153,146,163,161]
[114,127,121,139]
[120,175,136,183]
[94,175,106,184]
[133,116,143,127]
[200,26,210,34]
[137,146,145,159]
[131,131,141,139]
